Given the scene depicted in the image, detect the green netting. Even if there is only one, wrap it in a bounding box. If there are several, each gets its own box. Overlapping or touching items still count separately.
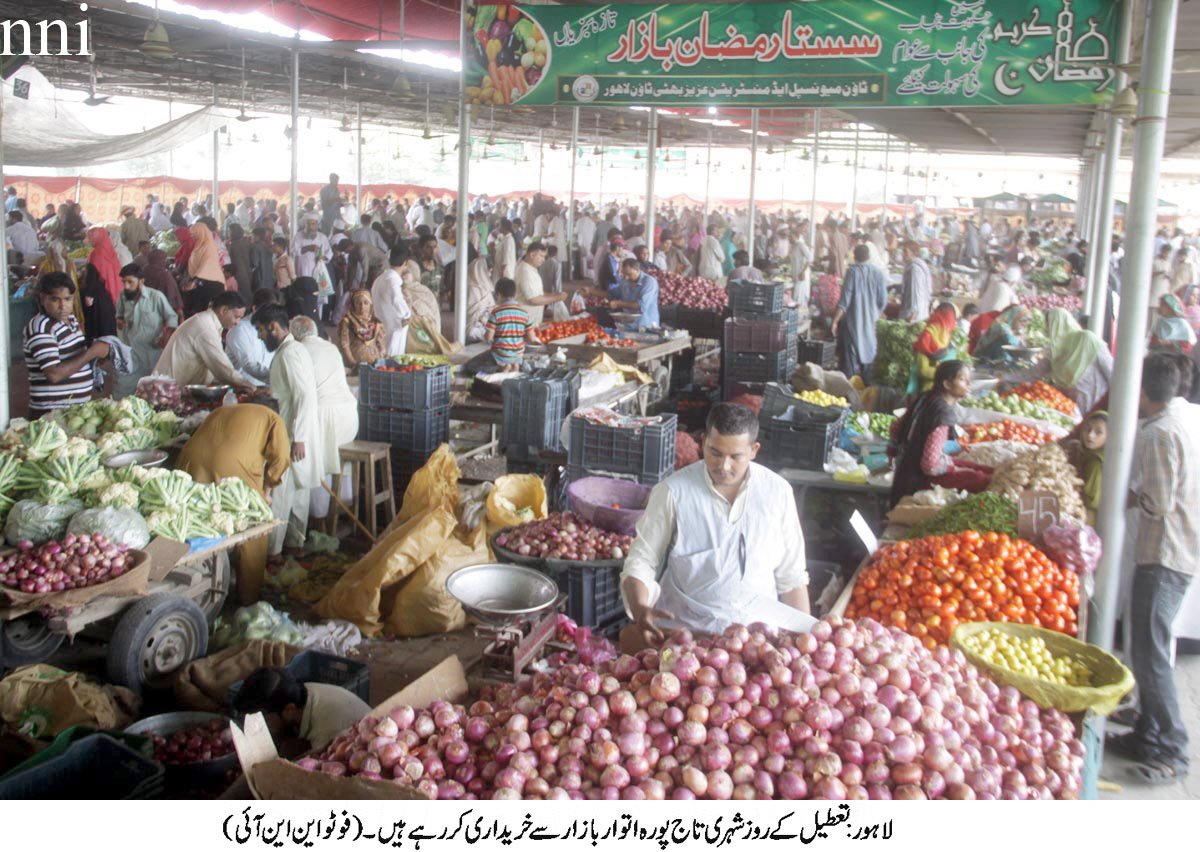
[951,621,1134,715]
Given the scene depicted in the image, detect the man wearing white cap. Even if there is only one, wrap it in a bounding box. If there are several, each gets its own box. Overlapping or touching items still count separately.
[292,214,332,280]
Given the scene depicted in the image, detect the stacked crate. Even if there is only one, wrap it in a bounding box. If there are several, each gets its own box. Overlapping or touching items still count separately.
[501,368,579,474]
[722,280,797,400]
[566,413,677,486]
[356,362,452,494]
[756,382,850,471]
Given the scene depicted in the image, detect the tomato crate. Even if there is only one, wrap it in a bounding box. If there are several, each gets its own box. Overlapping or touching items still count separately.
[723,308,798,354]
[358,362,450,411]
[760,407,850,471]
[502,370,580,454]
[728,280,788,317]
[664,383,719,430]
[358,405,449,454]
[542,559,625,628]
[797,337,837,369]
[724,347,797,385]
[567,415,677,482]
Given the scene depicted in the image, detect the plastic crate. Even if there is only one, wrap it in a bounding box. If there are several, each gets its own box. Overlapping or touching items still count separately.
[722,380,765,402]
[669,348,696,393]
[674,306,728,340]
[724,347,797,385]
[568,414,677,481]
[797,337,837,369]
[759,383,846,425]
[390,447,438,496]
[501,370,578,453]
[728,280,787,317]
[358,405,449,453]
[665,383,719,430]
[723,308,798,354]
[358,363,451,411]
[760,408,849,471]
[566,464,671,487]
[543,559,625,628]
[0,734,164,800]
[229,650,371,711]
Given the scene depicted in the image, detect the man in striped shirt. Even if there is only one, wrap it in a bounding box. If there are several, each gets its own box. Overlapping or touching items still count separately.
[23,273,110,418]
[485,277,539,372]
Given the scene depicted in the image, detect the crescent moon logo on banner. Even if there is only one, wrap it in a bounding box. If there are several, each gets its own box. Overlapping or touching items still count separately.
[994,63,1025,98]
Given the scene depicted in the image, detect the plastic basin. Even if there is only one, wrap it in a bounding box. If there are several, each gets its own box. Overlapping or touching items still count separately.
[567,476,654,536]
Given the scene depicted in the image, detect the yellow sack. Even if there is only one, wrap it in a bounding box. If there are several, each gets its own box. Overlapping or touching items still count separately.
[314,506,457,636]
[388,523,489,637]
[486,474,548,532]
[0,665,140,737]
[407,315,463,356]
[394,444,461,529]
[586,353,653,385]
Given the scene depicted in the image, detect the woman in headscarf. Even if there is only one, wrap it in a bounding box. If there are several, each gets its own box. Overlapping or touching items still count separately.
[226,223,254,303]
[1149,294,1197,354]
[401,264,442,352]
[466,255,496,342]
[187,222,225,287]
[61,204,87,241]
[81,227,120,340]
[149,201,173,232]
[142,248,183,316]
[973,305,1031,362]
[337,288,387,367]
[889,360,989,507]
[170,202,188,228]
[977,263,1020,315]
[285,276,321,325]
[908,303,959,395]
[1177,284,1200,335]
[1011,307,1111,414]
[720,228,738,277]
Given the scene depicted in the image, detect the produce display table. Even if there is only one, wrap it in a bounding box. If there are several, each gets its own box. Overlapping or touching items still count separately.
[545,333,693,368]
[778,468,891,503]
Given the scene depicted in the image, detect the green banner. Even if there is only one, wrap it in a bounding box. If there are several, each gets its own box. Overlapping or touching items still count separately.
[464,1,1118,108]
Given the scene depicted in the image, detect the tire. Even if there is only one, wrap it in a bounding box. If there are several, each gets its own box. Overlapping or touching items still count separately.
[0,616,64,669]
[196,551,231,623]
[106,593,209,694]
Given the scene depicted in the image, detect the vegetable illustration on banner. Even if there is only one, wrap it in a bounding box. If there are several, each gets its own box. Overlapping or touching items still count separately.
[463,1,1117,108]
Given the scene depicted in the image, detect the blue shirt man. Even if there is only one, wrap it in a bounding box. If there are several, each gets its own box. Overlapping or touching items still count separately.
[608,257,660,331]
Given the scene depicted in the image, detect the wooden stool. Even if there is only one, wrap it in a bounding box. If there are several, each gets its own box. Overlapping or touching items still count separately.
[328,441,395,538]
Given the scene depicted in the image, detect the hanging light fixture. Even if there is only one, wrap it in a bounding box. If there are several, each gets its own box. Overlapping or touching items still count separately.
[141,1,174,59]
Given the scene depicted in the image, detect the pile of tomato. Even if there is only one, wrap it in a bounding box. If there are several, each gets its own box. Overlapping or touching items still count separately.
[959,420,1056,446]
[845,531,1080,649]
[377,364,423,374]
[585,328,638,348]
[1001,381,1079,417]
[536,318,599,343]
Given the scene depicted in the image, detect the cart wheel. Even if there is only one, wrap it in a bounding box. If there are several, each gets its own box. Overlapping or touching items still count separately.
[197,551,231,623]
[106,593,209,694]
[0,616,64,669]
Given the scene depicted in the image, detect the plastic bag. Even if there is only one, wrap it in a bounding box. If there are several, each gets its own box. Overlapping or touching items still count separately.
[486,475,548,532]
[4,499,83,546]
[67,507,150,550]
[569,291,587,315]
[1042,522,1102,575]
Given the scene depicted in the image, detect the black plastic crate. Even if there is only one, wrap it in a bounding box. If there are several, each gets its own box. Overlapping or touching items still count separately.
[724,347,797,385]
[0,734,164,800]
[358,363,450,411]
[502,372,577,453]
[761,408,849,471]
[358,405,449,453]
[797,337,837,369]
[229,650,370,711]
[669,348,696,393]
[728,280,787,317]
[722,380,765,401]
[568,414,676,481]
[673,305,728,340]
[390,447,438,495]
[665,383,719,430]
[566,464,671,487]
[724,308,798,354]
[543,560,625,628]
[759,382,845,425]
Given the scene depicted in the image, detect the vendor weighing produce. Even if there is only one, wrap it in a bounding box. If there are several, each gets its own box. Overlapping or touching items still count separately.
[619,404,811,652]
[607,257,661,331]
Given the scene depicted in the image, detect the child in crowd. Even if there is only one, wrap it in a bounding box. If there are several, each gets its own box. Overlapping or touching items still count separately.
[959,303,979,337]
[485,277,539,372]
[1068,410,1107,515]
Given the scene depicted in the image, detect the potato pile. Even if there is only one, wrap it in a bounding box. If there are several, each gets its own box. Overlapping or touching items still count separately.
[986,442,1085,522]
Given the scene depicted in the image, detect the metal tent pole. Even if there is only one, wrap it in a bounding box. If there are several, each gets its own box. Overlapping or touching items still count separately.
[1088,0,1134,334]
[598,147,605,211]
[538,129,545,194]
[1088,0,1179,800]
[808,110,820,254]
[1085,146,1107,301]
[453,0,471,345]
[849,123,860,227]
[645,108,658,256]
[881,135,890,225]
[210,84,218,215]
[903,143,912,220]
[356,102,363,214]
[289,45,299,234]
[748,108,759,265]
[703,127,713,232]
[0,92,9,430]
[567,106,579,278]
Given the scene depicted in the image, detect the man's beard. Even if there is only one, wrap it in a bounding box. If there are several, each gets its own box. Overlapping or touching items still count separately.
[263,333,282,352]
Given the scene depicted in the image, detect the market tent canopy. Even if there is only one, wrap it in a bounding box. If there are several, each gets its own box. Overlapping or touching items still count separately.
[2,67,228,167]
[183,0,460,45]
[1036,193,1076,204]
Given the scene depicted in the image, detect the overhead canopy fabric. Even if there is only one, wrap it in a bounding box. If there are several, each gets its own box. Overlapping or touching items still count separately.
[2,67,228,167]
[184,0,459,42]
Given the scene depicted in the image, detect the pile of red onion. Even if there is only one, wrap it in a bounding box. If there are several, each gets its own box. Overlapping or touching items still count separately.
[648,270,728,311]
[296,617,1084,800]
[495,512,632,562]
[151,720,234,765]
[0,534,131,595]
[1019,293,1082,312]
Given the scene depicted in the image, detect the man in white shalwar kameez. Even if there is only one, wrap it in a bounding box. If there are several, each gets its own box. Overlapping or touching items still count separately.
[698,225,726,281]
[371,247,413,356]
[254,304,321,555]
[491,220,518,283]
[291,317,358,523]
[292,214,333,279]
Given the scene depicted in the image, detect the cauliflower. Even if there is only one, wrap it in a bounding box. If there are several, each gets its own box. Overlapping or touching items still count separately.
[78,468,111,493]
[98,482,139,511]
[37,479,74,505]
[209,511,237,537]
[117,396,155,426]
[97,431,128,457]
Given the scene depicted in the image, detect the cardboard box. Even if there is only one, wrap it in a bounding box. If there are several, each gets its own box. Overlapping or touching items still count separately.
[232,655,469,800]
